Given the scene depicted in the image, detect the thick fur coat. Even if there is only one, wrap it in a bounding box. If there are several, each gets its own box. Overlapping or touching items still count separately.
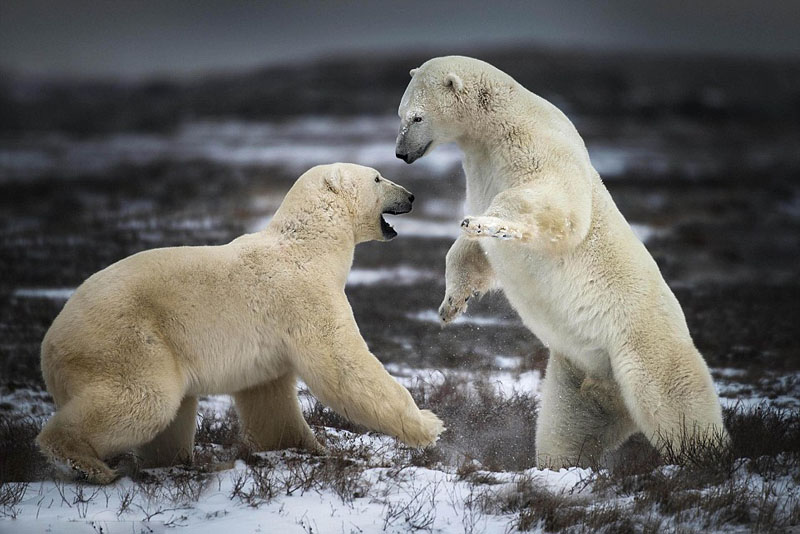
[396,56,727,467]
[37,163,443,483]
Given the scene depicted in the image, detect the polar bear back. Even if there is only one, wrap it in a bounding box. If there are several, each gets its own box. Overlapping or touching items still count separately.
[41,237,311,400]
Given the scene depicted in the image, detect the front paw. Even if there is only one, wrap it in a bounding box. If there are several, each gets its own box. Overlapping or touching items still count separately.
[461,216,523,240]
[401,409,445,448]
[438,291,471,324]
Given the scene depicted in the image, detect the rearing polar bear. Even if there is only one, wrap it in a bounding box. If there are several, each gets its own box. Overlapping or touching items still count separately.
[37,163,443,483]
[396,56,727,467]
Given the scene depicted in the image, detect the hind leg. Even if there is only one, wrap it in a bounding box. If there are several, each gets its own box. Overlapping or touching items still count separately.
[37,399,119,484]
[610,343,728,457]
[136,396,198,468]
[234,373,323,453]
[37,372,184,484]
[535,352,637,469]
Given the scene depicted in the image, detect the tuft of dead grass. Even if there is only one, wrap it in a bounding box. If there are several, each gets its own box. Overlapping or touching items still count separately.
[582,404,800,533]
[481,474,636,533]
[2,379,799,532]
[0,414,51,482]
[408,373,539,471]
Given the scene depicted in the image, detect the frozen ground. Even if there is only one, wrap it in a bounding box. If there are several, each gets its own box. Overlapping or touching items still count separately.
[2,364,799,533]
[1,48,799,532]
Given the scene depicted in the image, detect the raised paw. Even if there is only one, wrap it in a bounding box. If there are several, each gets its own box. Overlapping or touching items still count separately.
[438,291,472,324]
[461,216,524,240]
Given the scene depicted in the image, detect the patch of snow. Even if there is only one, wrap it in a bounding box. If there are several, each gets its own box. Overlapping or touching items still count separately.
[711,367,748,378]
[0,116,465,181]
[588,145,638,177]
[4,365,800,533]
[197,395,234,417]
[587,142,720,179]
[630,223,657,243]
[245,215,272,233]
[406,309,512,327]
[490,370,542,397]
[385,364,542,398]
[12,288,75,300]
[420,198,465,218]
[0,149,55,175]
[2,437,515,533]
[715,371,800,410]
[494,355,521,370]
[0,388,54,418]
[117,216,220,231]
[346,266,437,286]
[524,465,595,494]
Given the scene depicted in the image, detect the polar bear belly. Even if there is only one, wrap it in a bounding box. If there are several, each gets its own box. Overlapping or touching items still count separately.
[176,324,291,396]
[484,241,613,378]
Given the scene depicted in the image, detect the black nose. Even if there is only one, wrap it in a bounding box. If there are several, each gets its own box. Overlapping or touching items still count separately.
[408,194,415,203]
[396,152,408,162]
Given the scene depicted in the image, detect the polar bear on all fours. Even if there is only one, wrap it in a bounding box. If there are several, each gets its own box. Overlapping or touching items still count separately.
[396,56,728,468]
[37,163,443,484]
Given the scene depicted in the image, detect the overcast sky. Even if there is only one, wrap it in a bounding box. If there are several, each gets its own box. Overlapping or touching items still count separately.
[2,0,799,79]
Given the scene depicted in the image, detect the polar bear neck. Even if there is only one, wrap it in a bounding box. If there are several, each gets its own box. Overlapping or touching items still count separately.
[456,90,593,214]
[265,199,357,282]
[269,210,355,247]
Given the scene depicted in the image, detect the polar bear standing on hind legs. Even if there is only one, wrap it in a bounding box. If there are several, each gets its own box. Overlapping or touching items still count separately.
[37,163,443,484]
[396,56,728,468]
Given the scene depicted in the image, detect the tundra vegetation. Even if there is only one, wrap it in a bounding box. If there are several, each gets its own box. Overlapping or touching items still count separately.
[1,48,799,532]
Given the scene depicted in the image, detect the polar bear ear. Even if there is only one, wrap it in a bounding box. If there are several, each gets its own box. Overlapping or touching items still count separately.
[409,68,419,77]
[444,72,464,92]
[324,167,343,194]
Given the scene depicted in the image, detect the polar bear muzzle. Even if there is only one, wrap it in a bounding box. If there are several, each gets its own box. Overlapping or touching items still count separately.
[396,135,431,164]
[379,185,414,240]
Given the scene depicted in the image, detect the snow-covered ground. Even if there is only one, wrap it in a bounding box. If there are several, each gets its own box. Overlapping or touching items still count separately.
[0,441,598,534]
[0,112,795,531]
[3,363,798,533]
[1,453,509,533]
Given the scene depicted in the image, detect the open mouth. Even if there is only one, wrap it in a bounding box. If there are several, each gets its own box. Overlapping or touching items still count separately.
[380,202,412,240]
[380,214,397,240]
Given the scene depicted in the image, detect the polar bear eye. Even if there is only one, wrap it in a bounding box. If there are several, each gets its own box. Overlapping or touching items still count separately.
[413,116,423,123]
[374,175,380,183]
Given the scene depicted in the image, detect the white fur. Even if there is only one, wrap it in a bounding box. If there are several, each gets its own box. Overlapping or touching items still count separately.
[36,163,442,483]
[397,56,727,467]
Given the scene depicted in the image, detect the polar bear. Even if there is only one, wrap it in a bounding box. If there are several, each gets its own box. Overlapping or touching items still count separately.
[396,56,727,468]
[36,163,443,484]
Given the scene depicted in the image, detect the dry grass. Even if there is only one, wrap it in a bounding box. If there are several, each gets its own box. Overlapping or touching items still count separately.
[228,449,370,509]
[408,373,539,472]
[0,414,52,482]
[0,481,27,519]
[1,379,798,532]
[577,405,800,533]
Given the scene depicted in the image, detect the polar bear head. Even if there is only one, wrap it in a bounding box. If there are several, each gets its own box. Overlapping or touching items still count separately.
[395,56,517,163]
[275,163,414,243]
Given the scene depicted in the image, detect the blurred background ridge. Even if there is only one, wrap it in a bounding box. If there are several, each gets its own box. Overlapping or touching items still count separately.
[2,0,800,80]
